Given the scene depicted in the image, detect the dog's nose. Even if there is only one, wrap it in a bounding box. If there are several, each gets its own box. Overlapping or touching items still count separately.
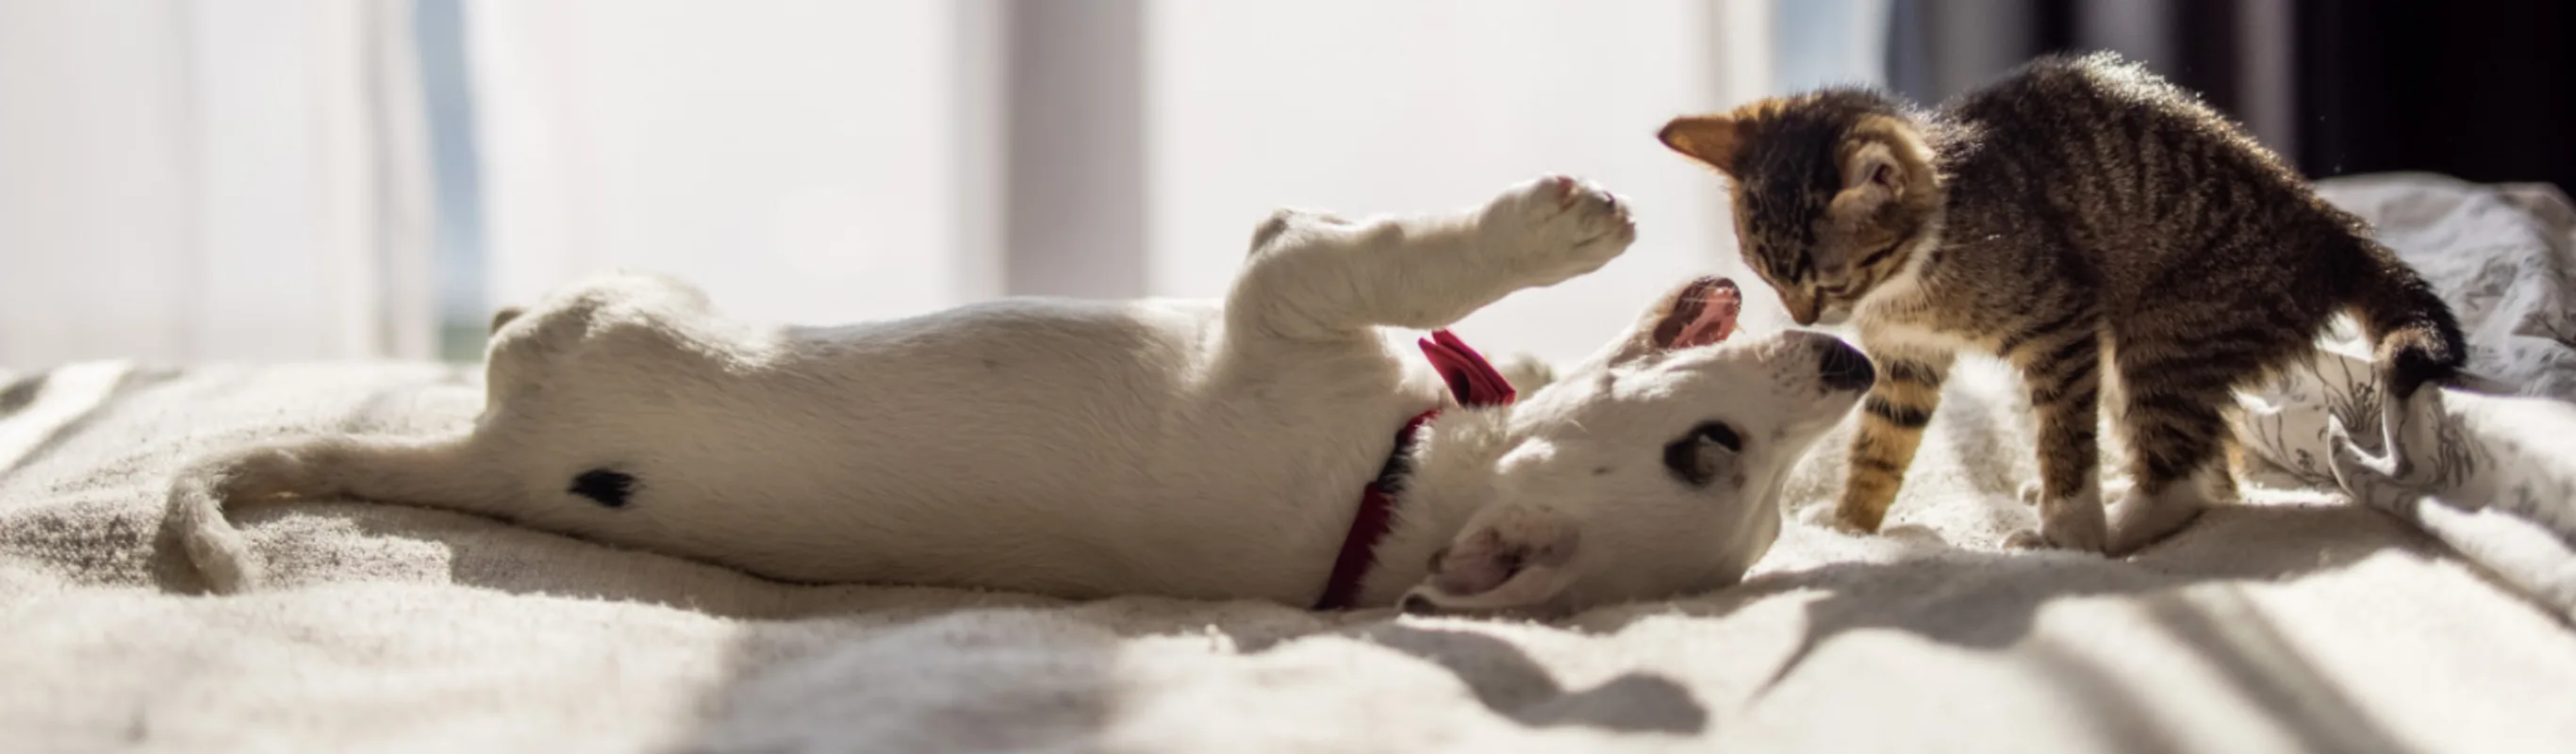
[1815,336,1875,392]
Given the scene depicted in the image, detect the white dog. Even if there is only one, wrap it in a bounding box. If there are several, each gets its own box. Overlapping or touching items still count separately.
[173,176,1874,616]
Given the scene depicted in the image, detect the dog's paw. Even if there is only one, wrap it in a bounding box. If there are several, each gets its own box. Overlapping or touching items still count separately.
[217,444,324,500]
[1478,175,1636,286]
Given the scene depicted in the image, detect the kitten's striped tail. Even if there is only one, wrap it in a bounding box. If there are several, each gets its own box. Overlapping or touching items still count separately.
[2341,238,2467,400]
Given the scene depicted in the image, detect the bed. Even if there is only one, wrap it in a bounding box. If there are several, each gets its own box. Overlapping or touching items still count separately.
[5,173,2574,752]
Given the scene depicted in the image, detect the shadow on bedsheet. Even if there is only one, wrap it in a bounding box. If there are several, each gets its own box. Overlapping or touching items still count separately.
[679,615,1708,746]
[1241,624,1708,734]
[198,504,1713,738]
[1576,500,2442,754]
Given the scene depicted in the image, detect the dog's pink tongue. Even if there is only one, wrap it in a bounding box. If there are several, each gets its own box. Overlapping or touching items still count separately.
[1672,285,1741,348]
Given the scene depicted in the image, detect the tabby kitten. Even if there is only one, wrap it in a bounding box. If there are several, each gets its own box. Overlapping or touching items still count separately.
[1656,52,2465,553]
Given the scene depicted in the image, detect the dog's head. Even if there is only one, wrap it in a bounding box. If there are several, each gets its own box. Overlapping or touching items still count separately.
[1401,276,1872,617]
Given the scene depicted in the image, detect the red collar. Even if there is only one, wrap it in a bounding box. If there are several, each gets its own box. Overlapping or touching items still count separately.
[1312,329,1517,611]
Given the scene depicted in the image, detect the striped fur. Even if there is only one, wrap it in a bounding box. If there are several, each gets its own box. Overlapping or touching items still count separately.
[1662,52,2467,553]
[1838,350,1951,532]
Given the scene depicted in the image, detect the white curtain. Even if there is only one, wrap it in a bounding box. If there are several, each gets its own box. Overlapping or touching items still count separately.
[1144,0,1776,363]
[0,0,436,369]
[463,0,1789,365]
[5,0,1897,369]
[461,0,999,327]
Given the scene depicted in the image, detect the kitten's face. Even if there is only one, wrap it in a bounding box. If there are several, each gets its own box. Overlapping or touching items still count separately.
[1659,94,1941,325]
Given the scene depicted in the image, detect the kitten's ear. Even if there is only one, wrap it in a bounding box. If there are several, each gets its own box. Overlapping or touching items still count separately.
[1658,115,1744,175]
[1840,141,1905,204]
[1831,117,1933,221]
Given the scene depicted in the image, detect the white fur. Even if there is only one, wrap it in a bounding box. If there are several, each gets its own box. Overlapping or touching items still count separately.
[173,176,1866,616]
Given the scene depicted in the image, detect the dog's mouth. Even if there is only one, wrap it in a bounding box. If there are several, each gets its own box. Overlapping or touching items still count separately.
[1650,276,1742,350]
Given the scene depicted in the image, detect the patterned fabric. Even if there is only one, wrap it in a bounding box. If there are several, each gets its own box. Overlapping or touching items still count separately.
[2237,173,2576,617]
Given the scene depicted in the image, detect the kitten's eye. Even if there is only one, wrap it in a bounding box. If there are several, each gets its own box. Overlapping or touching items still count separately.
[1693,421,1742,451]
[1858,244,1896,269]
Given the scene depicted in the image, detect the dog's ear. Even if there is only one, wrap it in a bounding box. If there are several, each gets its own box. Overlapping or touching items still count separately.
[1649,277,1740,351]
[1400,504,1580,615]
[1658,115,1745,176]
[1570,277,1745,371]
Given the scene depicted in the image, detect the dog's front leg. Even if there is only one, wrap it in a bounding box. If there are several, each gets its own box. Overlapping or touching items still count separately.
[1226,176,1636,341]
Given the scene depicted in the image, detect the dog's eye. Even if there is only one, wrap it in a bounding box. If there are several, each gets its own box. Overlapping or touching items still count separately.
[1691,421,1742,452]
[1661,420,1741,487]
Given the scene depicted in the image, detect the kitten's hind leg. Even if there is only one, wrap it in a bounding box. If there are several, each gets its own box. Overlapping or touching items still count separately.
[2107,464,2223,555]
[2105,377,2233,555]
[2003,330,2108,552]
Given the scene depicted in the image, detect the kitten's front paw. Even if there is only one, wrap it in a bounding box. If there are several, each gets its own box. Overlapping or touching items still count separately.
[1815,499,1890,535]
[1478,175,1636,286]
[1795,503,1857,533]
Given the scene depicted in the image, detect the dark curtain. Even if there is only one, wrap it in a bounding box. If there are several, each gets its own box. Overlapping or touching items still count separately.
[1887,0,2576,193]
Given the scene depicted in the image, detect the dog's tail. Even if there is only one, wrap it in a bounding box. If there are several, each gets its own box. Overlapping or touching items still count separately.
[170,453,268,594]
[172,433,505,594]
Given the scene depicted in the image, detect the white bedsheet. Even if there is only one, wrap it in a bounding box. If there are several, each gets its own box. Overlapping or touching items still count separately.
[3,173,2572,753]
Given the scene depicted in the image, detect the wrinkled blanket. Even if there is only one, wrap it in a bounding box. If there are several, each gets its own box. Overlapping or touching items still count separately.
[3,173,2573,753]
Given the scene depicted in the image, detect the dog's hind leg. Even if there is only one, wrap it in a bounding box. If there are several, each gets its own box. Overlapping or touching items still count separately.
[233,434,507,508]
[1227,176,1636,342]
[173,433,519,593]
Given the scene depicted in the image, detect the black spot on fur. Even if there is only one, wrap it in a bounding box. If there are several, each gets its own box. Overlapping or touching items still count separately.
[0,372,44,418]
[570,468,637,508]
